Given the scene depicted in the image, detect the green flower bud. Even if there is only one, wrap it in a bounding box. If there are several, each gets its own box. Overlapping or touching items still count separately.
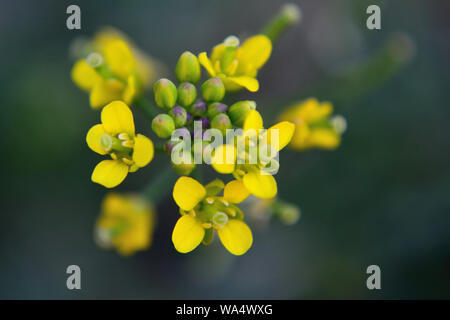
[177,82,197,107]
[190,99,207,116]
[274,201,301,226]
[175,51,201,84]
[153,78,177,110]
[207,102,228,119]
[171,151,196,176]
[210,113,232,135]
[169,106,188,128]
[201,77,225,103]
[151,113,176,138]
[228,100,256,127]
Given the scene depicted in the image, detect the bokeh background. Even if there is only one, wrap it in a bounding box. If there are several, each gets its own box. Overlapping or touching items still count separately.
[1,0,449,299]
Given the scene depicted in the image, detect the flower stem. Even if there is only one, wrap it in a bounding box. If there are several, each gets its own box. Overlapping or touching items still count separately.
[143,165,177,203]
[262,3,301,42]
[134,95,159,120]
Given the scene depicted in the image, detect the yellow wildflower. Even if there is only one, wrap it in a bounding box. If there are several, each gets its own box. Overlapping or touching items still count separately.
[212,110,295,199]
[92,27,160,88]
[171,177,253,255]
[279,98,346,150]
[86,101,154,188]
[198,35,272,92]
[71,27,160,109]
[95,192,155,256]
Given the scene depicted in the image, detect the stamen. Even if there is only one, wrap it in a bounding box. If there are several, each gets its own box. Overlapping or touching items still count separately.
[122,158,134,165]
[122,140,134,148]
[118,132,130,141]
[220,199,229,207]
[205,197,214,204]
[202,222,212,229]
[110,153,118,160]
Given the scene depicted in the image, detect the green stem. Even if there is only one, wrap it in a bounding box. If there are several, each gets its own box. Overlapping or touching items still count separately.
[142,165,177,203]
[262,3,301,42]
[134,95,160,120]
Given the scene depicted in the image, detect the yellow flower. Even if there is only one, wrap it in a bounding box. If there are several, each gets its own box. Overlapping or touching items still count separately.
[95,192,155,256]
[211,110,295,199]
[171,177,253,255]
[92,27,160,88]
[198,35,272,92]
[86,101,154,188]
[71,27,161,109]
[279,98,345,150]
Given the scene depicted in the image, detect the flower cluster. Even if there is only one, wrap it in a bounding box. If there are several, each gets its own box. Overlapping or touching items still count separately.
[71,4,345,257]
[71,27,161,109]
[279,98,346,150]
[95,192,155,256]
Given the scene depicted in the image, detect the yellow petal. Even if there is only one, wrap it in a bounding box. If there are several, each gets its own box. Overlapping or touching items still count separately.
[236,35,272,70]
[101,100,135,136]
[86,124,108,155]
[132,134,154,167]
[173,177,206,211]
[123,74,139,105]
[307,129,341,149]
[218,219,253,255]
[211,144,236,174]
[243,110,263,132]
[101,192,130,216]
[227,76,259,92]
[91,160,129,188]
[89,79,124,109]
[243,170,277,199]
[264,121,295,152]
[198,52,216,77]
[172,215,205,253]
[224,180,250,204]
[71,60,102,91]
[103,39,135,79]
[210,44,226,63]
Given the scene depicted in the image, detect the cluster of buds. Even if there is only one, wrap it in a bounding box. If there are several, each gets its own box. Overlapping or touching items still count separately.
[150,49,268,177]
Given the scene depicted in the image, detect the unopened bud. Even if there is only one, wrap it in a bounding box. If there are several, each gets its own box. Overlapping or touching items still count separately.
[210,113,232,135]
[207,102,228,119]
[190,99,207,116]
[151,114,176,138]
[201,77,225,102]
[228,100,256,126]
[186,112,193,124]
[153,78,178,110]
[278,203,301,225]
[175,51,201,84]
[169,106,188,128]
[171,151,196,176]
[177,82,197,107]
[201,117,210,129]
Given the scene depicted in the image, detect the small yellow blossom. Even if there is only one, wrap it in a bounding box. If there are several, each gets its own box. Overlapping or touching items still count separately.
[71,27,160,109]
[86,101,154,188]
[198,35,272,92]
[171,177,253,255]
[95,192,155,256]
[279,98,345,150]
[211,110,295,199]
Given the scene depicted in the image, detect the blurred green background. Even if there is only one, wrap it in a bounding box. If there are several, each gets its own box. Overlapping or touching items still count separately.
[1,0,449,299]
